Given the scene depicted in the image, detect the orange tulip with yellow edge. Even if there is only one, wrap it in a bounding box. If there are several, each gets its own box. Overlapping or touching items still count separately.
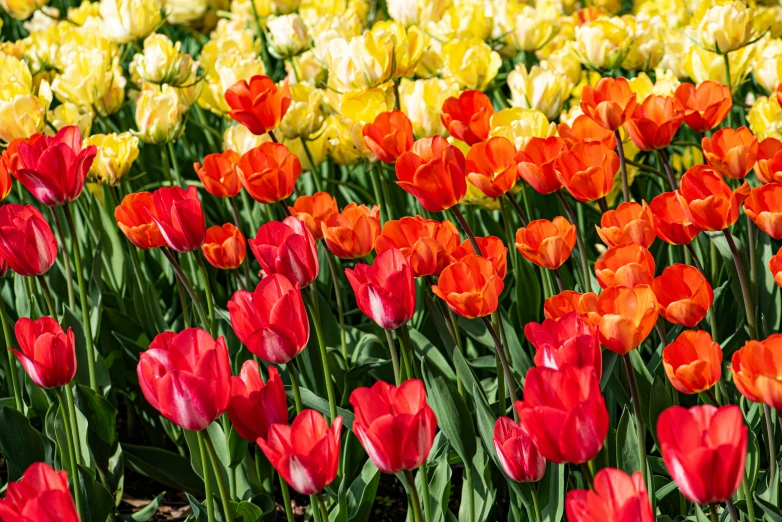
[731,335,782,410]
[594,243,655,289]
[432,254,504,319]
[516,137,565,195]
[554,141,619,203]
[756,138,782,184]
[596,285,659,355]
[465,136,518,198]
[744,183,782,240]
[624,95,683,152]
[596,201,655,249]
[678,165,750,231]
[702,126,758,180]
[579,77,637,132]
[321,203,381,260]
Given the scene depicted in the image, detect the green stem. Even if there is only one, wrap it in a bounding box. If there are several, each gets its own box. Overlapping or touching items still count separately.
[278,474,296,522]
[0,294,23,410]
[398,324,421,380]
[202,429,235,522]
[557,191,592,292]
[419,466,433,522]
[404,470,424,522]
[623,354,650,502]
[301,140,322,192]
[197,431,216,522]
[530,485,543,522]
[384,329,401,386]
[65,382,83,466]
[195,253,216,336]
[723,230,757,339]
[286,361,303,413]
[764,404,777,488]
[450,206,481,255]
[229,198,254,290]
[167,141,183,187]
[325,251,348,363]
[492,313,506,417]
[710,505,719,522]
[505,192,528,227]
[305,289,338,421]
[657,149,678,190]
[741,475,757,522]
[480,316,518,408]
[162,249,209,330]
[748,217,758,309]
[316,493,329,522]
[37,275,57,319]
[49,207,75,310]
[57,387,84,519]
[375,163,394,221]
[580,463,593,488]
[723,53,734,128]
[615,130,630,203]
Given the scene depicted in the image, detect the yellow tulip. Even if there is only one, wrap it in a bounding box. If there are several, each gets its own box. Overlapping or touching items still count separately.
[95,66,128,117]
[267,14,310,59]
[310,13,363,63]
[290,51,328,85]
[574,17,632,70]
[99,0,163,43]
[621,16,664,71]
[385,0,449,27]
[299,0,368,24]
[134,85,183,144]
[490,107,556,150]
[130,33,198,87]
[507,64,571,121]
[682,43,755,94]
[695,1,756,54]
[633,0,689,28]
[323,114,367,166]
[440,38,501,91]
[279,83,325,139]
[541,45,584,86]
[197,52,266,115]
[398,78,460,137]
[427,1,492,41]
[413,33,444,79]
[326,31,394,92]
[47,102,93,137]
[223,124,270,155]
[67,1,100,24]
[85,132,140,185]
[748,96,782,140]
[370,21,424,79]
[659,29,690,79]
[508,5,560,52]
[0,0,47,20]
[51,47,115,107]
[199,19,258,72]
[754,38,782,94]
[755,6,782,38]
[163,0,208,24]
[284,134,328,172]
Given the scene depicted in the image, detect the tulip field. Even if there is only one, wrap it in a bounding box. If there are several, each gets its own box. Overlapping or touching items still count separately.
[4,0,782,521]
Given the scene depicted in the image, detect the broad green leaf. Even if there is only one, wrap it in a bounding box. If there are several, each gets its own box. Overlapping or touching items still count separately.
[646,376,672,447]
[119,492,165,521]
[423,359,476,465]
[616,406,641,476]
[77,464,115,522]
[124,444,205,495]
[0,406,49,480]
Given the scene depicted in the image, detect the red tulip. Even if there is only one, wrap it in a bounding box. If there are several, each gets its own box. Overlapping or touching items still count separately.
[193,150,241,198]
[14,126,96,206]
[137,328,231,431]
[374,216,461,278]
[202,223,246,270]
[451,235,508,279]
[228,274,309,364]
[0,151,11,202]
[771,246,782,289]
[465,136,518,198]
[237,142,302,204]
[566,468,653,522]
[440,90,494,145]
[349,379,437,474]
[0,204,58,277]
[227,360,288,442]
[225,75,291,135]
[657,405,747,504]
[649,191,701,245]
[258,409,343,495]
[744,183,782,240]
[0,462,79,522]
[0,255,7,279]
[250,217,319,287]
[12,317,76,389]
[493,417,546,483]
[362,111,415,164]
[149,186,206,252]
[652,264,713,327]
[395,136,467,212]
[115,192,167,250]
[524,312,602,378]
[515,136,566,195]
[344,247,416,330]
[678,165,750,231]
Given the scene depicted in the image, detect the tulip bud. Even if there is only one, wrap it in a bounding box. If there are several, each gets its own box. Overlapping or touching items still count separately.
[227,361,288,442]
[85,132,140,186]
[13,317,77,389]
[134,85,184,144]
[663,330,722,395]
[250,217,319,287]
[202,223,246,270]
[0,463,79,522]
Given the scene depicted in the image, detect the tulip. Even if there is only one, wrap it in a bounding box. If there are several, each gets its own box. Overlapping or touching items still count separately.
[594,243,655,289]
[250,217,319,287]
[396,136,467,212]
[133,34,197,87]
[227,361,288,442]
[362,111,415,164]
[14,126,96,207]
[289,192,338,240]
[400,78,461,138]
[465,136,518,198]
[770,247,782,288]
[374,216,460,278]
[349,379,437,474]
[507,64,570,121]
[493,417,546,483]
[258,409,343,495]
[574,18,632,71]
[674,81,732,132]
[652,264,713,327]
[134,86,184,144]
[543,290,599,327]
[678,165,750,231]
[12,317,76,389]
[202,224,246,270]
[451,236,508,279]
[432,254,504,319]
[100,0,162,43]
[624,95,683,152]
[440,90,494,146]
[237,142,302,204]
[524,312,602,378]
[557,115,616,149]
[115,192,166,250]
[137,328,231,431]
[149,186,206,253]
[193,150,242,198]
[515,217,576,270]
[515,365,609,464]
[731,334,782,410]
[695,1,755,54]
[566,468,654,522]
[663,330,722,395]
[596,201,656,248]
[228,274,309,364]
[554,141,619,203]
[0,462,79,522]
[85,132,140,186]
[702,126,758,180]
[515,136,565,195]
[744,183,782,240]
[657,405,747,504]
[267,14,310,59]
[0,204,58,277]
[345,248,416,330]
[756,138,782,184]
[440,38,502,92]
[596,285,659,355]
[580,77,637,131]
[0,152,13,202]
[650,191,702,245]
[321,203,381,260]
[225,75,292,136]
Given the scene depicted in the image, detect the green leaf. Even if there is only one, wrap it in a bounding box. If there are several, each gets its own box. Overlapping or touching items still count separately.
[539,462,565,522]
[328,458,381,522]
[124,444,205,495]
[616,406,641,476]
[75,384,119,473]
[77,464,115,522]
[295,386,356,428]
[646,376,671,447]
[755,494,782,521]
[119,492,166,521]
[0,406,49,480]
[429,448,454,522]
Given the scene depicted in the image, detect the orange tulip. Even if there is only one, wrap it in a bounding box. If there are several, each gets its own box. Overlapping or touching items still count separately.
[114,192,166,250]
[596,201,655,248]
[201,223,246,270]
[194,150,241,198]
[289,192,338,240]
[395,136,467,212]
[755,137,782,185]
[624,95,683,152]
[663,330,722,394]
[544,290,599,327]
[515,217,576,270]
[516,137,565,195]
[573,6,603,24]
[678,165,750,231]
[0,153,11,202]
[594,243,655,289]
[440,90,494,145]
[580,77,637,132]
[555,141,618,203]
[596,285,659,355]
[362,111,415,164]
[237,142,302,204]
[778,83,782,108]
[465,136,518,198]
[374,216,461,277]
[321,203,381,259]
[652,264,713,327]
[451,236,508,279]
[649,191,702,245]
[731,334,782,410]
[770,246,782,288]
[1,139,22,176]
[702,126,758,180]
[431,254,504,318]
[557,115,616,149]
[744,183,782,239]
[674,81,732,133]
[225,75,291,136]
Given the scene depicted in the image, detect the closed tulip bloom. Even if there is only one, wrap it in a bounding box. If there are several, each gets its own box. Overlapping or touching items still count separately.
[465,136,518,198]
[12,317,76,389]
[137,328,231,431]
[524,312,602,378]
[557,115,617,149]
[362,111,415,164]
[0,155,11,202]
[321,203,381,259]
[396,136,467,212]
[193,150,241,198]
[251,217,318,287]
[0,462,79,522]
[597,285,658,354]
[663,330,722,394]
[566,468,654,522]
[674,81,732,133]
[756,138,782,185]
[678,165,750,231]
[625,95,683,152]
[237,142,302,204]
[374,216,460,278]
[440,90,494,145]
[149,186,206,252]
[515,217,576,270]
[115,192,167,250]
[432,254,504,319]
[345,248,416,330]
[650,191,702,245]
[543,291,599,327]
[652,264,713,326]
[731,334,782,410]
[225,76,292,136]
[0,204,58,277]
[744,183,782,239]
[596,201,656,248]
[350,379,437,474]
[202,224,246,270]
[555,141,619,203]
[516,136,565,195]
[258,410,343,495]
[289,192,338,240]
[770,247,782,288]
[493,417,546,483]
[515,365,609,464]
[657,405,747,504]
[702,126,758,180]
[227,361,288,442]
[594,243,655,289]
[451,236,508,279]
[580,77,637,131]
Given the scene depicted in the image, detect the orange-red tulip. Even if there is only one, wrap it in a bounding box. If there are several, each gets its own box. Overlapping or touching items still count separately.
[731,334,782,410]
[756,137,782,184]
[375,216,461,278]
[778,83,782,108]
[432,254,504,319]
[115,192,166,250]
[652,264,713,327]
[440,90,494,145]
[555,141,619,203]
[663,330,722,394]
[674,81,732,133]
[12,317,76,389]
[624,95,683,151]
[702,126,758,180]
[451,236,508,279]
[237,142,302,204]
[566,468,654,522]
[362,111,415,164]
[289,191,338,240]
[515,136,565,195]
[744,183,782,239]
[396,136,467,212]
[594,243,655,289]
[770,246,782,288]
[596,201,655,248]
[193,150,241,198]
[0,153,11,202]
[225,75,291,135]
[649,191,702,245]
[0,462,80,522]
[678,165,750,231]
[580,77,637,131]
[321,203,381,259]
[515,217,576,270]
[596,285,659,354]
[557,115,616,149]
[465,136,518,198]
[543,290,599,327]
[201,223,246,270]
